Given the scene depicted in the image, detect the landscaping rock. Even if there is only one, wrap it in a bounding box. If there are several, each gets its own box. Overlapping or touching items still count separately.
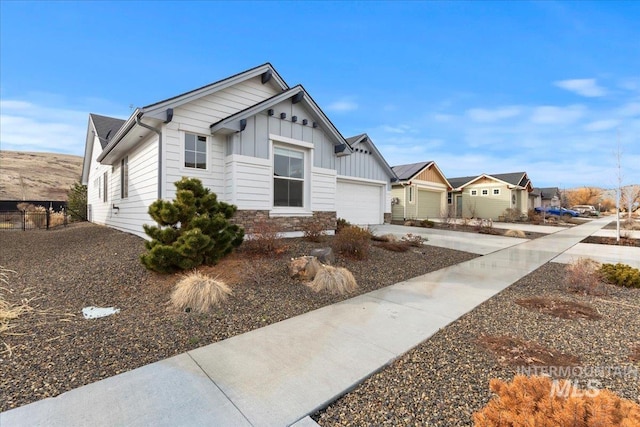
[310,247,334,265]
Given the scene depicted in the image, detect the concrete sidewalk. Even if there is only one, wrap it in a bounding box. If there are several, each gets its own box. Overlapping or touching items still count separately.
[0,217,620,427]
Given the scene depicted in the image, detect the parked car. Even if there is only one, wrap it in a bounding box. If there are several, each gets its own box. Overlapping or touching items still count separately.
[570,205,599,216]
[534,206,581,218]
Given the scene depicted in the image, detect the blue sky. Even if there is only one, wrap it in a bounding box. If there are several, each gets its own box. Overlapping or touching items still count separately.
[1,1,638,188]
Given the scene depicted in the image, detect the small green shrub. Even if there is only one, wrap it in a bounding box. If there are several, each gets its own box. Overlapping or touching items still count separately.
[333,225,371,259]
[599,263,640,288]
[302,219,327,242]
[420,219,435,228]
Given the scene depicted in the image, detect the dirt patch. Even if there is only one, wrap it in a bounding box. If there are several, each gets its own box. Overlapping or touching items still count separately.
[582,235,640,247]
[516,297,602,320]
[477,335,581,366]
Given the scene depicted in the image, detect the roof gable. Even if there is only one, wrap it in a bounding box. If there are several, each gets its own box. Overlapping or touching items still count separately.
[210,85,351,151]
[392,162,433,181]
[90,114,126,149]
[345,134,396,179]
[452,172,532,190]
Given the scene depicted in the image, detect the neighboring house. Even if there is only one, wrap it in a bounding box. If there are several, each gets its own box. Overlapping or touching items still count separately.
[81,63,395,239]
[447,172,534,220]
[535,187,561,207]
[390,161,451,221]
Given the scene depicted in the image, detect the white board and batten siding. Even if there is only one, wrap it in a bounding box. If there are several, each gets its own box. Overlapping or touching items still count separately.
[311,168,337,212]
[224,154,272,210]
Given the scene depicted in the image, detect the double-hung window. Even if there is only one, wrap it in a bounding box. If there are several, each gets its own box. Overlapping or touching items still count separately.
[121,156,129,199]
[185,133,207,169]
[273,147,304,207]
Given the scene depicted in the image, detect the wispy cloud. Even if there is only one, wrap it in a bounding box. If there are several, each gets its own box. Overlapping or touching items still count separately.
[584,119,620,132]
[326,98,358,112]
[554,78,607,97]
[530,105,585,125]
[0,97,124,156]
[466,106,521,123]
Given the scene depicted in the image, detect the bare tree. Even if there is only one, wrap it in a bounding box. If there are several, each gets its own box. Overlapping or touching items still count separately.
[621,185,640,219]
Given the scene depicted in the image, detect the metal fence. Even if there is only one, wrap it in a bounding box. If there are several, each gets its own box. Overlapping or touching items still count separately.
[0,210,71,231]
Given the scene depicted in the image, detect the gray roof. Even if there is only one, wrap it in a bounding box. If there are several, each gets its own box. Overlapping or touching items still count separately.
[447,175,477,189]
[391,161,433,181]
[90,114,126,149]
[345,134,366,146]
[448,172,530,189]
[535,187,560,199]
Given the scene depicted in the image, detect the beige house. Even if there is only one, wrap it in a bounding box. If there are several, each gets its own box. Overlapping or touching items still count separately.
[391,161,451,221]
[447,172,534,220]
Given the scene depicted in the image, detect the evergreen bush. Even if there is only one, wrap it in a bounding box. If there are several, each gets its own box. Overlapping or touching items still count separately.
[599,263,640,288]
[140,178,244,273]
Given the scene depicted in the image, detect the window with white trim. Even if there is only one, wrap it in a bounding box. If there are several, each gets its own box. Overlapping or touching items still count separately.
[273,147,304,207]
[103,171,108,202]
[185,133,207,169]
[493,188,500,195]
[408,186,414,203]
[447,193,452,205]
[120,156,129,199]
[481,189,488,196]
[470,189,478,196]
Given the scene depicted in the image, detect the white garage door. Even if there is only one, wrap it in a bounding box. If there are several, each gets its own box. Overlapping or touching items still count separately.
[336,180,383,225]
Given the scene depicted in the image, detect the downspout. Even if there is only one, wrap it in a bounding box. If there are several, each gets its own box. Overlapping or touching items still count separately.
[135,113,164,199]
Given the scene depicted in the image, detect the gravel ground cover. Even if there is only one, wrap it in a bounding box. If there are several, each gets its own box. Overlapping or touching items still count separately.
[0,222,477,411]
[314,262,640,426]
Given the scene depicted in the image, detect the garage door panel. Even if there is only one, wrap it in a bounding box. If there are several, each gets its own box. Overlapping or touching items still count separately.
[336,181,382,225]
[417,189,442,219]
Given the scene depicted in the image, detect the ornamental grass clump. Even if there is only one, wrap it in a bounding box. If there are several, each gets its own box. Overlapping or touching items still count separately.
[599,263,640,288]
[140,178,244,273]
[171,271,231,313]
[308,265,358,295]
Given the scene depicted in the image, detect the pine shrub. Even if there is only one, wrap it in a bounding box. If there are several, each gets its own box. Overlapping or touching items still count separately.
[473,375,640,426]
[599,263,640,288]
[140,178,244,273]
[332,225,371,259]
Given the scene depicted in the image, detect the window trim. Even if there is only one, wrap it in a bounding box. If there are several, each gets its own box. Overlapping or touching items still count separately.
[408,186,415,204]
[120,156,129,199]
[183,132,208,170]
[493,188,500,195]
[447,192,453,205]
[470,189,478,196]
[481,189,489,196]
[272,145,306,209]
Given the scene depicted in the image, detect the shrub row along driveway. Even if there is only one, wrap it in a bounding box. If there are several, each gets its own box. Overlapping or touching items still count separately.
[0,223,477,411]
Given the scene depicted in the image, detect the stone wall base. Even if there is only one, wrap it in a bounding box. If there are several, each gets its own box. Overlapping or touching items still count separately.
[232,210,337,235]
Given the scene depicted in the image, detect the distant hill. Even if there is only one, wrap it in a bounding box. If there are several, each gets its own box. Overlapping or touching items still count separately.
[0,151,83,201]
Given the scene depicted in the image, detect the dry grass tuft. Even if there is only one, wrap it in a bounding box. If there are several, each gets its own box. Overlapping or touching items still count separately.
[1,266,32,355]
[565,258,603,295]
[308,265,358,295]
[504,229,526,238]
[171,271,231,313]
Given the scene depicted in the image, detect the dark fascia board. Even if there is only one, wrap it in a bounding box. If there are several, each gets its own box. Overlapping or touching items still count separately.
[210,85,352,152]
[347,133,397,180]
[142,63,289,119]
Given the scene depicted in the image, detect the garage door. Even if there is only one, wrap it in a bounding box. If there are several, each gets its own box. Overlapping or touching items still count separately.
[336,180,383,225]
[417,189,442,219]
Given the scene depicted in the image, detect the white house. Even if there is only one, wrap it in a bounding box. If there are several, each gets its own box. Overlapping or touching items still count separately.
[81,63,395,238]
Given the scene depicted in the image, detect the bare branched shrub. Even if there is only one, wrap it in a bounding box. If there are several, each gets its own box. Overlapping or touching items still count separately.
[503,208,521,222]
[242,220,283,255]
[301,219,327,242]
[565,258,603,295]
[308,265,358,295]
[504,229,526,238]
[333,225,371,259]
[170,271,231,313]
